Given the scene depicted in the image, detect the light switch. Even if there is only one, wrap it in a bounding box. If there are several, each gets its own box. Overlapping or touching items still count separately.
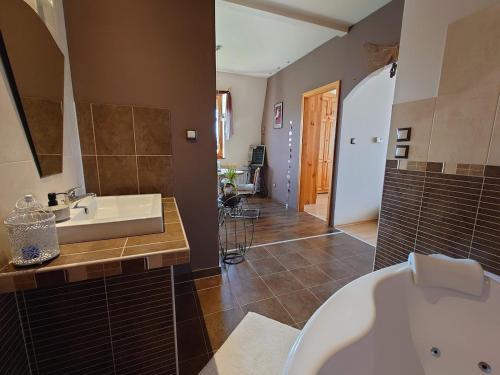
[374,137,383,143]
[396,127,411,142]
[186,130,197,140]
[395,145,409,159]
[350,138,357,144]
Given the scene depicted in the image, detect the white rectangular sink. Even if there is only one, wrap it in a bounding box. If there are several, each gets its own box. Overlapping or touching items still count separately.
[56,194,164,244]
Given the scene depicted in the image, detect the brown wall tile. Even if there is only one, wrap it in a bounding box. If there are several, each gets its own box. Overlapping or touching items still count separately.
[133,107,172,155]
[98,156,138,195]
[82,155,100,195]
[75,102,96,155]
[21,97,63,155]
[138,156,173,196]
[93,104,135,155]
[38,154,63,176]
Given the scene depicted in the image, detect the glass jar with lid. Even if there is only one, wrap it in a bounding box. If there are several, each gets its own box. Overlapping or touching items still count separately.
[4,194,60,266]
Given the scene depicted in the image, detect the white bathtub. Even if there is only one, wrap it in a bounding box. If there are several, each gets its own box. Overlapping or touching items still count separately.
[284,263,500,375]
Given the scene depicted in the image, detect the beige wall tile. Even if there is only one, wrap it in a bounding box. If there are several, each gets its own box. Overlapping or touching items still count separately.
[66,266,88,283]
[439,3,500,97]
[429,87,498,164]
[387,98,436,161]
[487,96,500,165]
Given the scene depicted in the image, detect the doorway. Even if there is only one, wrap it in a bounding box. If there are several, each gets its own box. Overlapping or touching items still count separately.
[298,81,340,225]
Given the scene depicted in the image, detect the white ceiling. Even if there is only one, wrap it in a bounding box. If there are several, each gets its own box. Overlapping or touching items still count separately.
[215,0,392,77]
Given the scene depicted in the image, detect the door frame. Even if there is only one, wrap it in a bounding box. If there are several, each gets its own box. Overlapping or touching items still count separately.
[297,80,341,226]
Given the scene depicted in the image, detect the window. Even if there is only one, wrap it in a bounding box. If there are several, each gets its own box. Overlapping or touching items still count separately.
[216,93,225,159]
[216,90,232,160]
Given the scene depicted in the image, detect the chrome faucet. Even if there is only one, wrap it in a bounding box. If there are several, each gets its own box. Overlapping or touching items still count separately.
[63,186,96,204]
[64,186,82,203]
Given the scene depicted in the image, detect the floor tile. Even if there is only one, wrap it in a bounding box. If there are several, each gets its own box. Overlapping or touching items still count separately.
[309,280,342,303]
[244,247,272,262]
[336,274,363,288]
[277,289,321,323]
[295,247,333,265]
[194,274,226,290]
[317,259,357,280]
[242,297,294,325]
[319,243,369,259]
[249,257,286,276]
[261,271,304,296]
[202,308,245,351]
[341,254,374,274]
[264,242,301,257]
[224,261,258,282]
[196,285,236,315]
[293,321,308,329]
[290,265,331,288]
[275,252,311,270]
[176,318,207,362]
[230,277,273,305]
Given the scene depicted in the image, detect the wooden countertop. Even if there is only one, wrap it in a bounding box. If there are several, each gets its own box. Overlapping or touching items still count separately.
[0,197,190,293]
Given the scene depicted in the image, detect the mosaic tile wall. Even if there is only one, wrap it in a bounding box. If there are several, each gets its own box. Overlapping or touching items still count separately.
[0,265,176,375]
[0,293,30,374]
[375,161,500,275]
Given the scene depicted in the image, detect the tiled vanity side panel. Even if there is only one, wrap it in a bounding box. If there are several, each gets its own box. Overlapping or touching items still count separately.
[20,278,115,375]
[374,165,425,269]
[18,266,176,375]
[0,293,30,375]
[106,267,176,375]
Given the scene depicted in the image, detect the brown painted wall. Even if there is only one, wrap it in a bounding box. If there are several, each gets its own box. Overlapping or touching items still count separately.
[63,0,218,270]
[262,0,404,214]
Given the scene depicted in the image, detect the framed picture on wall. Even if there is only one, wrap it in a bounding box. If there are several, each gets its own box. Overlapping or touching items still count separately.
[273,102,283,129]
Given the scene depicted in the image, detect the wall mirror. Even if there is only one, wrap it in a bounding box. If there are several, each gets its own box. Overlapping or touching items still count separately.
[0,0,64,177]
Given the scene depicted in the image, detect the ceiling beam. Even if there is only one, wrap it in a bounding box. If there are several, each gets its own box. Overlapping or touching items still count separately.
[223,0,350,33]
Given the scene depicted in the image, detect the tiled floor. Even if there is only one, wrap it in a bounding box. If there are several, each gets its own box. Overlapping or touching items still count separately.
[304,193,329,221]
[221,197,335,250]
[336,220,379,246]
[175,232,375,374]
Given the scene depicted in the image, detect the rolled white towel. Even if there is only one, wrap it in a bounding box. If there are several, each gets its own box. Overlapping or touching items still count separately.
[408,252,485,297]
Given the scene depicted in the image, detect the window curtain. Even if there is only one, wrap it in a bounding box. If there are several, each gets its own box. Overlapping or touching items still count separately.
[217,90,233,140]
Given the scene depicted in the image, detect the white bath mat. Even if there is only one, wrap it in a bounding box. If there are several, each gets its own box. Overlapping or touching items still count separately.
[199,312,300,375]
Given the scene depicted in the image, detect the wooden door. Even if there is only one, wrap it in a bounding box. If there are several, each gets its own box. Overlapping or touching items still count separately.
[316,92,336,193]
[299,94,323,208]
[299,80,340,222]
